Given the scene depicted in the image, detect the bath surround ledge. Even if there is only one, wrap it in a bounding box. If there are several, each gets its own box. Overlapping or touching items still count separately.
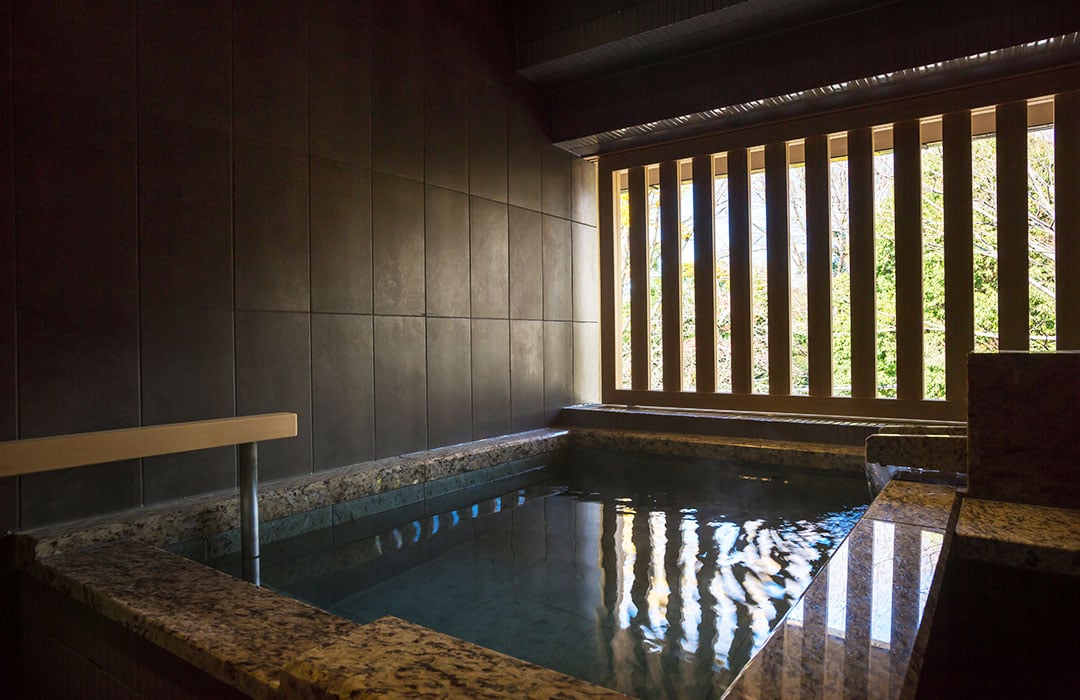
[9,427,888,698]
[23,540,622,699]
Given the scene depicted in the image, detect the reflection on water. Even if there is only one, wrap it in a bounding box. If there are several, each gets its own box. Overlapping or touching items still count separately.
[249,461,871,699]
[730,516,945,699]
[591,497,864,696]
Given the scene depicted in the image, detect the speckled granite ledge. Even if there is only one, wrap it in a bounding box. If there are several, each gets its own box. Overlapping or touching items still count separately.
[21,429,570,559]
[866,433,968,473]
[967,352,1080,509]
[864,479,959,530]
[559,404,899,446]
[955,498,1080,575]
[723,481,959,699]
[23,541,619,699]
[278,616,624,698]
[878,424,967,435]
[571,428,865,471]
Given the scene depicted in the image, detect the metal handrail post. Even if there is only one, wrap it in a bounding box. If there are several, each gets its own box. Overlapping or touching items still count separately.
[238,442,260,585]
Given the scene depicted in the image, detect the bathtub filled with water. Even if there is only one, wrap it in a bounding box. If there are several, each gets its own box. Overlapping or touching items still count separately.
[204,448,870,698]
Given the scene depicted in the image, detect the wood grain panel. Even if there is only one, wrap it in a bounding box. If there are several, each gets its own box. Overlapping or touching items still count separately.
[728,149,752,394]
[848,128,876,399]
[894,120,923,400]
[628,166,649,390]
[765,143,791,395]
[996,101,1029,351]
[660,162,682,391]
[943,112,973,404]
[693,156,717,392]
[805,135,832,396]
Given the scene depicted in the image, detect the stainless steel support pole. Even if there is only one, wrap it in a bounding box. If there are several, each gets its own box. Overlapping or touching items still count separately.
[239,441,260,585]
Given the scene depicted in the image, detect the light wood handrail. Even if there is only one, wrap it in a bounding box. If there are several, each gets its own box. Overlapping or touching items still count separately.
[0,413,298,478]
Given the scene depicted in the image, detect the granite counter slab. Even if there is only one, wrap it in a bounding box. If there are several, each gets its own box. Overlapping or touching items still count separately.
[570,428,865,472]
[21,428,570,559]
[954,497,1080,575]
[25,540,621,699]
[722,481,959,699]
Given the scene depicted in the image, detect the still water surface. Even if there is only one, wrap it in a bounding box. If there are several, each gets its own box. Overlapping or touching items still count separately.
[233,454,869,698]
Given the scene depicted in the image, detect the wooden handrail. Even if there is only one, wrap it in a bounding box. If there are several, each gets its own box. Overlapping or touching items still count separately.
[0,413,297,478]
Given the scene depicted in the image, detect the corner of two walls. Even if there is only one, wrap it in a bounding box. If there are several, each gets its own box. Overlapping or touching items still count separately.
[0,0,599,531]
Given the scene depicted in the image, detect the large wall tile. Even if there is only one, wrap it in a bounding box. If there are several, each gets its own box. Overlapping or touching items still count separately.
[541,144,571,219]
[140,309,235,504]
[425,186,470,317]
[137,0,230,129]
[508,207,542,320]
[572,223,600,322]
[232,0,307,150]
[542,215,572,321]
[571,157,598,226]
[0,474,14,532]
[374,316,427,458]
[310,157,372,314]
[0,8,10,311]
[13,1,134,106]
[544,321,573,423]
[234,138,309,312]
[507,99,542,211]
[427,317,472,448]
[573,322,600,404]
[17,307,139,437]
[0,303,13,528]
[139,114,232,310]
[372,173,425,315]
[371,36,423,181]
[20,460,140,530]
[469,79,507,203]
[424,57,468,193]
[0,304,12,441]
[15,90,136,309]
[312,314,374,470]
[511,320,544,431]
[310,0,370,167]
[470,198,509,319]
[472,319,510,439]
[235,311,312,481]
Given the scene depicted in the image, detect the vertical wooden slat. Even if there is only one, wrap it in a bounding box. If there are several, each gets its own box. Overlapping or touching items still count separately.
[693,156,717,393]
[943,111,973,404]
[765,143,791,395]
[894,120,924,400]
[628,166,649,391]
[728,149,753,394]
[997,101,1029,351]
[660,161,682,392]
[1056,91,1080,350]
[848,128,876,399]
[805,135,832,397]
[599,165,618,401]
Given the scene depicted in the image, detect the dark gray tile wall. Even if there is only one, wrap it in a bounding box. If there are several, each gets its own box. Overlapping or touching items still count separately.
[310,157,372,314]
[425,187,471,317]
[374,316,427,458]
[470,197,509,319]
[426,318,472,448]
[0,0,597,530]
[312,314,374,471]
[140,309,236,503]
[472,319,511,439]
[235,311,312,482]
[509,207,543,320]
